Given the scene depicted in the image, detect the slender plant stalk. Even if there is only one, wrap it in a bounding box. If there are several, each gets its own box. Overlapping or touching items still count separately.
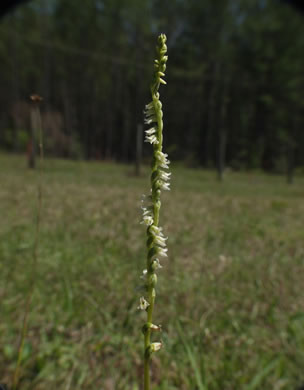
[138,34,169,390]
[12,95,44,390]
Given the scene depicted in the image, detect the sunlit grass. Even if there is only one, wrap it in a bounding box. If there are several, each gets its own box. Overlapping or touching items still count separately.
[0,153,304,389]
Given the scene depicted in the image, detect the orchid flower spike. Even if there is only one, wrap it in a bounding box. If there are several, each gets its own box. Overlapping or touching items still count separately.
[138,33,170,390]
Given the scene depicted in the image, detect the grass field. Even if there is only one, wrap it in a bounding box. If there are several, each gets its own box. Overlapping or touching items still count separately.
[0,153,304,390]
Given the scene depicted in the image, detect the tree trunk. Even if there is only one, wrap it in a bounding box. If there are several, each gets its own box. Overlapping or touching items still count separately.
[11,20,20,151]
[286,112,298,184]
[122,85,130,162]
[205,62,221,167]
[28,106,37,169]
[217,75,230,181]
[135,123,143,176]
[286,145,294,184]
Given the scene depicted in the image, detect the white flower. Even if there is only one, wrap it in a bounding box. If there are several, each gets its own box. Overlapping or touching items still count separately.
[144,116,157,125]
[151,341,162,352]
[142,215,153,226]
[141,205,154,226]
[159,170,171,182]
[159,181,170,191]
[145,107,155,117]
[142,206,153,216]
[145,101,154,110]
[138,296,150,310]
[150,323,162,331]
[150,225,165,238]
[145,135,159,145]
[140,269,148,280]
[150,226,168,248]
[154,234,167,247]
[145,127,156,135]
[156,151,170,169]
[157,247,168,258]
[160,161,170,169]
[153,258,162,269]
[150,225,162,235]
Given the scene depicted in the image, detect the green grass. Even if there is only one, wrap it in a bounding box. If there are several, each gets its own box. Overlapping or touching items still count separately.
[1,153,304,390]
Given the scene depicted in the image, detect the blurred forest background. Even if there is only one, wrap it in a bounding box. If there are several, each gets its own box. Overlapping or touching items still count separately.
[0,0,304,178]
[2,2,304,389]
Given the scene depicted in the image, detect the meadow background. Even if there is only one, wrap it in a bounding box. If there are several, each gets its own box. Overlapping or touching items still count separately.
[1,0,304,389]
[1,153,304,389]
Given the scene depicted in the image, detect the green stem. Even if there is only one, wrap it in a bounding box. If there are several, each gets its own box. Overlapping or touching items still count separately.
[144,333,150,390]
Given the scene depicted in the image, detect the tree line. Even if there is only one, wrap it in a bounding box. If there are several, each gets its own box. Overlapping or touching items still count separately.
[0,0,304,180]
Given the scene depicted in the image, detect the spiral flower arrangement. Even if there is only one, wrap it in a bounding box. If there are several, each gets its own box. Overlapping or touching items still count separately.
[138,34,170,390]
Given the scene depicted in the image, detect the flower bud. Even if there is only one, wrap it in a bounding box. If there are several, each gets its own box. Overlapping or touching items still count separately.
[149,273,157,287]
